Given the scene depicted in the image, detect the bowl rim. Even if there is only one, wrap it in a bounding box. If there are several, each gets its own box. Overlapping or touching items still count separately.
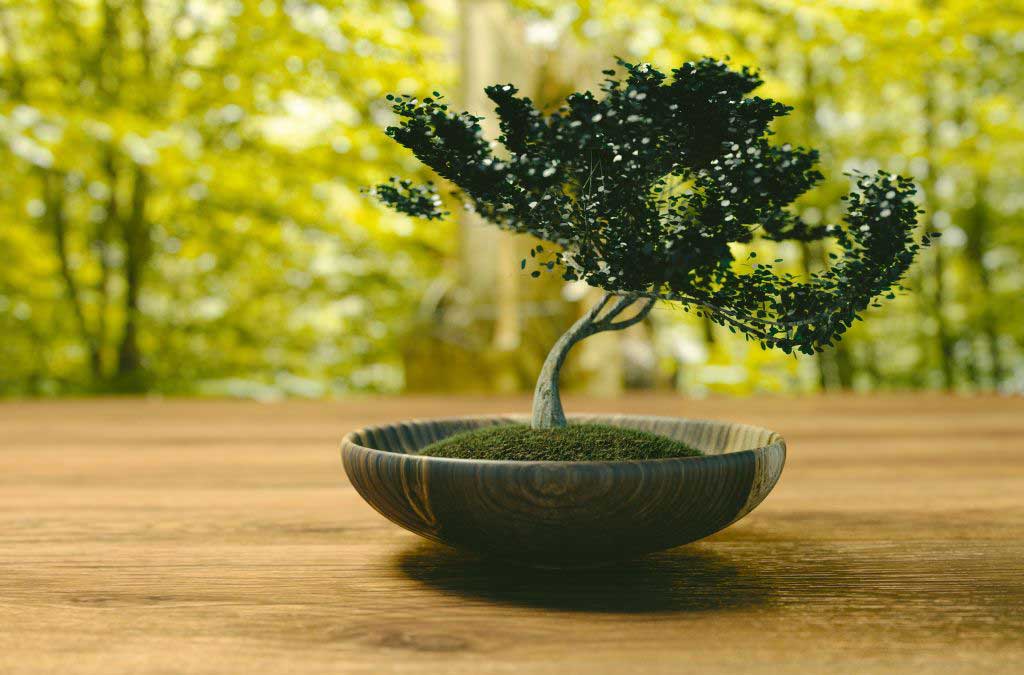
[341,413,786,467]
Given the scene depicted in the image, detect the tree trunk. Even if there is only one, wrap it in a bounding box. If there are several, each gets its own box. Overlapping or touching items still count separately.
[115,165,149,389]
[457,0,523,350]
[531,293,655,428]
[94,148,118,363]
[920,61,955,390]
[963,177,1004,388]
[43,171,102,383]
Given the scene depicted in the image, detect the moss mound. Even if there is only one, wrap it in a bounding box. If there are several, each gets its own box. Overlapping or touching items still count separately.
[418,423,703,462]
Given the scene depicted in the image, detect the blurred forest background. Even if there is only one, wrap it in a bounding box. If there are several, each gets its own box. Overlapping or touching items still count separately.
[1,0,1022,399]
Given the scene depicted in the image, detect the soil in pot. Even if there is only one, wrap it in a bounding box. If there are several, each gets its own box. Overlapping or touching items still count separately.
[418,423,703,462]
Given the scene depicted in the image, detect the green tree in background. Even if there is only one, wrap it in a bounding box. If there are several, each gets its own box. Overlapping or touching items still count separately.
[0,0,1021,397]
[0,0,452,394]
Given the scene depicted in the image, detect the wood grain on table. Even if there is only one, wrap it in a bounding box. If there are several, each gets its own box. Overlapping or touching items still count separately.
[1,394,1022,674]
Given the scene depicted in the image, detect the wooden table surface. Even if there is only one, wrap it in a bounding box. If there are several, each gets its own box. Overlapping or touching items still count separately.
[1,394,1022,674]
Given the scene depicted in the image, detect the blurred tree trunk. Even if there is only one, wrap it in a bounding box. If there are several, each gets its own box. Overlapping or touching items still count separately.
[954,59,1000,391]
[111,0,155,391]
[921,81,955,390]
[42,170,103,383]
[963,177,1004,388]
[93,148,119,366]
[917,0,954,387]
[456,0,523,391]
[798,54,853,390]
[114,165,149,389]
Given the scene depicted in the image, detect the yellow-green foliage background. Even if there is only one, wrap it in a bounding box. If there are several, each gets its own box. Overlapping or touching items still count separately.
[0,0,1021,398]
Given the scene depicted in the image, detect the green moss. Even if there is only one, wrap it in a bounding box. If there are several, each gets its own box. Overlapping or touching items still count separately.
[418,423,703,462]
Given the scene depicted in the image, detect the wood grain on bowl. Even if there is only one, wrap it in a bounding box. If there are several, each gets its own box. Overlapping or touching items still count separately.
[341,415,785,564]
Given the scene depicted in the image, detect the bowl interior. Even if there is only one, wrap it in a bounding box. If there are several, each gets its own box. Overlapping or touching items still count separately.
[346,414,780,460]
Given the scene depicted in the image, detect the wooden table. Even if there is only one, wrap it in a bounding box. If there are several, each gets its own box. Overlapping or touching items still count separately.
[1,394,1022,673]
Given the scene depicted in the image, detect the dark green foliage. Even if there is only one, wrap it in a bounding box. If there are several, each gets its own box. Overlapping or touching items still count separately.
[372,58,932,355]
[418,423,703,461]
[373,177,448,220]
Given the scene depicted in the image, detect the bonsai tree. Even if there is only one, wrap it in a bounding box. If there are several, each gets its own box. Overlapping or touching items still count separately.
[370,59,932,430]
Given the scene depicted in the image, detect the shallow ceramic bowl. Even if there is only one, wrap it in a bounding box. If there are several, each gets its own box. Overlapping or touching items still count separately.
[341,415,785,565]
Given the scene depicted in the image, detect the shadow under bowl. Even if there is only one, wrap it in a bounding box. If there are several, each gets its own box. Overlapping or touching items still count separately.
[341,415,785,566]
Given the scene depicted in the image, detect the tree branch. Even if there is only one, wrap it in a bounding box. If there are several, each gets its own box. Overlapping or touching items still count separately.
[630,289,823,330]
[592,292,635,324]
[598,297,656,331]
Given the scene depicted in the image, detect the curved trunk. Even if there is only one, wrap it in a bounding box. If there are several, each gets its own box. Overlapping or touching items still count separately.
[530,307,601,429]
[531,293,655,429]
